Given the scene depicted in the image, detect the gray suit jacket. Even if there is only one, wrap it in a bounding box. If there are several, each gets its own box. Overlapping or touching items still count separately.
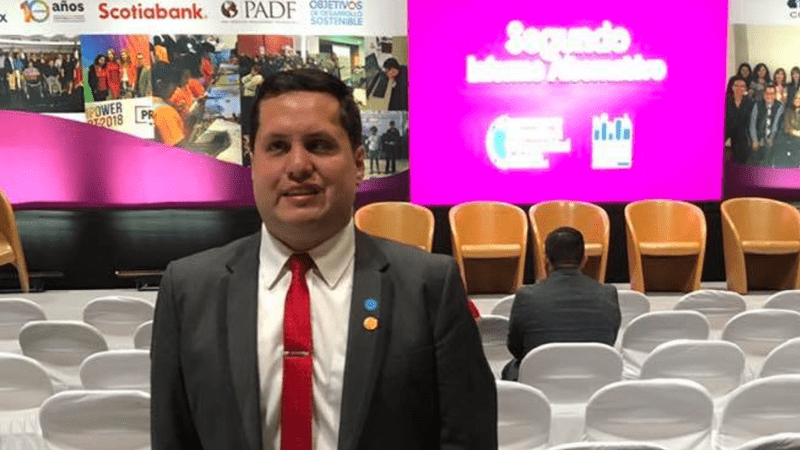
[151,230,497,450]
[503,267,620,381]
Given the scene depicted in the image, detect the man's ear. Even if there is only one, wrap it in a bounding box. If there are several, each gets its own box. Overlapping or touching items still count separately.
[354,145,366,184]
[580,253,588,269]
[248,150,255,180]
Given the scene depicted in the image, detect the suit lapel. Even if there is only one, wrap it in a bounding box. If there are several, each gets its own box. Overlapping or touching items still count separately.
[225,232,263,450]
[337,232,392,450]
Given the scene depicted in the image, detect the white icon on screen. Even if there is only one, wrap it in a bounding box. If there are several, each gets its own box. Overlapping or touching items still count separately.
[485,115,571,170]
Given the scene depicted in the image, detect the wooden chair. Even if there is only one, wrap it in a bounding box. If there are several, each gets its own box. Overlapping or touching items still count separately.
[625,200,706,293]
[354,202,434,252]
[0,189,29,293]
[721,198,800,294]
[529,200,610,282]
[449,201,527,295]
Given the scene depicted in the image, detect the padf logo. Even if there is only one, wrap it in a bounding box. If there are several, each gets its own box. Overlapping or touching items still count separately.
[788,0,800,18]
[20,0,49,22]
[220,1,238,17]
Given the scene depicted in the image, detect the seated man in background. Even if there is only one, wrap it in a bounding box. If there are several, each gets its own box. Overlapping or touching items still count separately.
[502,226,620,381]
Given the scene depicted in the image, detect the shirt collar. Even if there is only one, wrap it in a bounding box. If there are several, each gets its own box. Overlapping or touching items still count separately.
[259,219,355,290]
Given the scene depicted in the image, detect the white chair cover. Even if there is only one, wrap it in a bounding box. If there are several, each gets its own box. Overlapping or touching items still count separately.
[133,320,152,350]
[496,380,550,450]
[0,298,46,354]
[674,290,747,338]
[760,336,800,378]
[615,290,650,349]
[550,442,669,450]
[722,309,800,380]
[620,310,709,379]
[640,339,745,415]
[39,389,150,450]
[0,353,53,450]
[18,321,108,391]
[716,375,800,450]
[80,350,150,393]
[478,315,512,378]
[733,432,800,450]
[83,297,154,350]
[518,343,621,446]
[763,290,800,314]
[584,379,714,450]
[490,295,515,318]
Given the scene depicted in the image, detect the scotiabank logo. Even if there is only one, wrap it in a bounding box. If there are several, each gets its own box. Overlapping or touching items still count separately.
[98,2,205,19]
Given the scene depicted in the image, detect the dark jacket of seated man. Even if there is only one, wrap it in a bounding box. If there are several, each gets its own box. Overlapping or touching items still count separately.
[502,227,621,381]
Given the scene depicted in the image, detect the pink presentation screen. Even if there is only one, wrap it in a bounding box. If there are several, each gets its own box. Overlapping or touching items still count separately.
[408,0,727,205]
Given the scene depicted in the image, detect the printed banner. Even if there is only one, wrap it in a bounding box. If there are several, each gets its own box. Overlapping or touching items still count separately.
[0,0,408,207]
[725,0,800,195]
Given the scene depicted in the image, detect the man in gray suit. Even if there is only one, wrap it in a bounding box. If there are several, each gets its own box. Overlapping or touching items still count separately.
[502,226,620,381]
[150,69,497,450]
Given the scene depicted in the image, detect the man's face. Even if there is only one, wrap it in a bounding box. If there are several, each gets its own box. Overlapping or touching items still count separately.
[251,91,365,250]
[385,67,399,79]
[765,87,776,103]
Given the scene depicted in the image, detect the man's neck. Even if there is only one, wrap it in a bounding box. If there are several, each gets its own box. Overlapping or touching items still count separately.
[549,263,582,273]
[268,221,352,253]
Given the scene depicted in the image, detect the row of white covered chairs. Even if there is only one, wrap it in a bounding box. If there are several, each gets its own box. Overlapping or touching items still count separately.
[549,435,800,450]
[0,386,150,450]
[2,311,152,353]
[621,309,800,380]
[0,350,151,449]
[502,339,800,446]
[481,301,800,380]
[0,296,154,352]
[498,374,800,450]
[1,350,150,393]
[7,318,151,390]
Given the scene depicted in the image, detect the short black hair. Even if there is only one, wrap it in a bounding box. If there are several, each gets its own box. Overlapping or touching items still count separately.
[545,227,585,267]
[249,68,362,153]
[382,58,400,71]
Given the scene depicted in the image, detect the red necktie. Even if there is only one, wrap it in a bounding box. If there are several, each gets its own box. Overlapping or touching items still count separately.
[282,253,314,450]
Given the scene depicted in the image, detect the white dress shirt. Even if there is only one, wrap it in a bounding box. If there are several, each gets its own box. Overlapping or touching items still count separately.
[257,220,355,450]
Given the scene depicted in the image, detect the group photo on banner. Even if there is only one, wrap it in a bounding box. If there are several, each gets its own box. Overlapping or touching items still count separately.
[726,24,800,169]
[0,35,83,113]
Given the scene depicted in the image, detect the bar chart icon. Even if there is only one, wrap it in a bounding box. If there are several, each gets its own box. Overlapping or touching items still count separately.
[591,113,633,169]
